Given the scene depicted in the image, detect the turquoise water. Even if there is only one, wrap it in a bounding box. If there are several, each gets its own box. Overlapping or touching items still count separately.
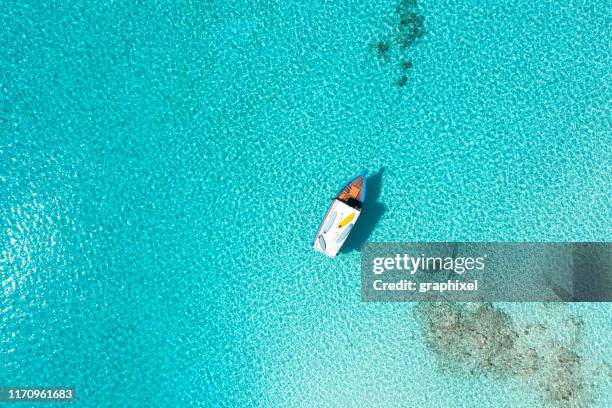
[1,0,610,406]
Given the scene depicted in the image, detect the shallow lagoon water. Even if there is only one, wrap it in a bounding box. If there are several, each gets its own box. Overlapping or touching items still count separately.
[1,0,610,406]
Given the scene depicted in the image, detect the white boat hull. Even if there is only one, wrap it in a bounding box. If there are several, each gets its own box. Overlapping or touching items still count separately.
[313,199,361,257]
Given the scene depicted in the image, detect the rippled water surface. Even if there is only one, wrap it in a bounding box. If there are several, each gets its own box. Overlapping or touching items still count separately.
[1,0,610,406]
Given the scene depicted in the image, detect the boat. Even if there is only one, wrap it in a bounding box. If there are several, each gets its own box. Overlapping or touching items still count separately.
[313,169,367,257]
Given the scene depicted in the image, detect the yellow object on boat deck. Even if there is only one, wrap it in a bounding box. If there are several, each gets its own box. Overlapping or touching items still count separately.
[338,213,355,228]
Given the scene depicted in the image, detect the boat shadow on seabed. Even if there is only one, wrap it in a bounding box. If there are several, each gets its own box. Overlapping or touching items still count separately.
[341,168,386,254]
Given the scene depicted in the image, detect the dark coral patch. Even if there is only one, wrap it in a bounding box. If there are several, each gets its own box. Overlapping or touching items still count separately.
[414,303,518,375]
[370,1,424,88]
[396,1,425,49]
[397,13,425,49]
[542,347,586,406]
[372,40,391,63]
[400,60,413,71]
[414,302,593,406]
[396,75,408,87]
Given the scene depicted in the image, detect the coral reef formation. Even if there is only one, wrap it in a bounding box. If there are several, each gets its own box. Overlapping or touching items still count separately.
[396,0,425,49]
[371,0,424,87]
[414,303,595,407]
